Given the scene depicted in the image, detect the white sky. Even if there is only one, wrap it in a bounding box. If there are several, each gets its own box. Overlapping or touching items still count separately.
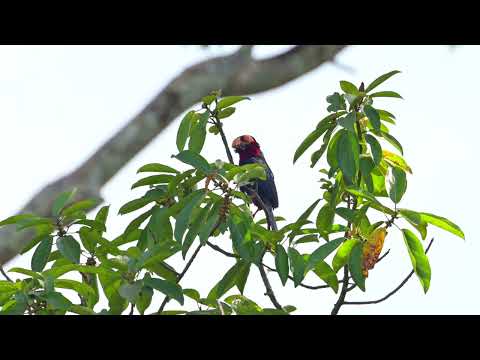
[0,45,476,314]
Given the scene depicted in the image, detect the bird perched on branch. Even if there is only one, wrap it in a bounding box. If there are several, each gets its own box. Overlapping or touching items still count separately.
[231,135,278,230]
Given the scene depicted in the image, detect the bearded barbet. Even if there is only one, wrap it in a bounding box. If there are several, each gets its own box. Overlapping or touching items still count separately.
[231,135,278,230]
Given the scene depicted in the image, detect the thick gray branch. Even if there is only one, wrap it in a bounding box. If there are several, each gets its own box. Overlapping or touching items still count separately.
[0,45,347,265]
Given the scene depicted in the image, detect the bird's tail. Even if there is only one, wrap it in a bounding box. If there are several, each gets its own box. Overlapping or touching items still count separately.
[264,204,277,231]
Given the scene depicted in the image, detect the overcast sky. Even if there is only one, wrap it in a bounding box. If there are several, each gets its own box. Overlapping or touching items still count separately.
[0,45,476,314]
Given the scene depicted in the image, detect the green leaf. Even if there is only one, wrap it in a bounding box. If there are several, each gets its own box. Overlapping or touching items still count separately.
[136,286,153,314]
[388,167,407,204]
[234,165,267,186]
[61,199,98,218]
[344,186,395,215]
[131,175,173,190]
[310,127,335,168]
[182,204,211,259]
[69,305,96,315]
[183,288,201,302]
[327,130,343,170]
[340,80,359,95]
[52,188,77,217]
[332,238,360,272]
[365,134,383,165]
[313,261,339,293]
[0,281,19,293]
[419,212,465,239]
[294,234,319,244]
[335,207,355,223]
[336,129,360,182]
[235,260,251,294]
[72,219,106,233]
[188,111,209,153]
[306,237,345,272]
[370,91,403,99]
[293,125,330,164]
[16,217,54,231]
[176,111,195,152]
[43,263,118,280]
[0,214,37,227]
[21,233,52,255]
[316,112,346,129]
[57,235,81,264]
[174,190,206,244]
[326,92,346,112]
[337,112,356,133]
[54,279,96,299]
[216,96,250,110]
[365,70,401,93]
[275,245,289,286]
[118,281,143,303]
[31,236,53,272]
[137,163,179,174]
[118,197,154,215]
[402,229,431,292]
[144,261,178,283]
[288,247,306,287]
[95,205,110,227]
[316,204,335,239]
[79,226,101,253]
[123,207,155,238]
[218,107,236,119]
[207,262,241,300]
[45,291,72,311]
[144,275,184,305]
[174,150,212,173]
[383,151,411,174]
[98,273,128,314]
[364,105,381,131]
[8,267,42,280]
[398,209,428,240]
[297,199,321,223]
[381,131,404,155]
[348,242,366,291]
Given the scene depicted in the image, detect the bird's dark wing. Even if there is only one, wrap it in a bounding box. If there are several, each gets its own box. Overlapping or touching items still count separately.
[239,155,279,209]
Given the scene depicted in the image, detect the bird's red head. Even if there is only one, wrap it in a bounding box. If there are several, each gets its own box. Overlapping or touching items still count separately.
[232,135,262,160]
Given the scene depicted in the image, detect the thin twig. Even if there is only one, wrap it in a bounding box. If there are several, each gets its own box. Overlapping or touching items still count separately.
[157,219,223,314]
[258,250,283,310]
[206,241,238,258]
[157,244,203,313]
[216,120,234,165]
[0,266,13,282]
[330,266,349,315]
[343,238,435,306]
[129,303,134,315]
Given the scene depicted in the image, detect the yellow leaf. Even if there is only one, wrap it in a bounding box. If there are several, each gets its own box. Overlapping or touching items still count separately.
[382,150,412,174]
[362,227,387,277]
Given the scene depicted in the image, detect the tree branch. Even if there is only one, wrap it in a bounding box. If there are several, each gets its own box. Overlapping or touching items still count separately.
[0,45,347,266]
[258,250,283,310]
[330,266,349,315]
[0,265,13,282]
[157,243,203,313]
[343,238,434,306]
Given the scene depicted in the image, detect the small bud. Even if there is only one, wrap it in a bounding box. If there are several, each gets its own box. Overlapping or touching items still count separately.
[215,159,224,169]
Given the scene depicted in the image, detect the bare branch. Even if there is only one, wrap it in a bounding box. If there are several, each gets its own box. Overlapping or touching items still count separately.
[0,45,347,266]
[343,238,434,306]
[330,266,350,315]
[157,243,203,313]
[0,266,13,282]
[258,250,283,310]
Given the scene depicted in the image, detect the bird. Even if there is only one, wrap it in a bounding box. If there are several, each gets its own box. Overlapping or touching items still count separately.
[231,135,278,230]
